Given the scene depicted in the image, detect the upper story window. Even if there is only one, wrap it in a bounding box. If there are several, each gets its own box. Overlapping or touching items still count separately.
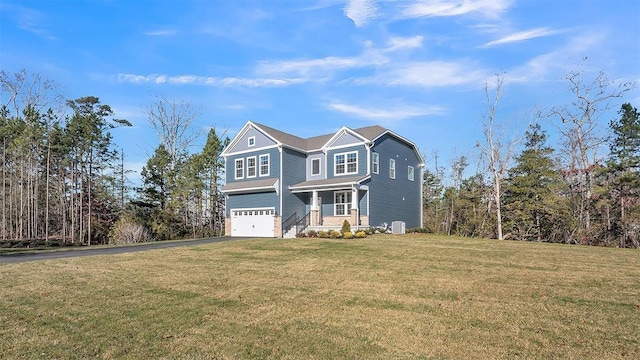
[247,156,257,178]
[408,166,415,181]
[335,151,358,176]
[259,154,270,176]
[311,158,321,176]
[389,159,396,179]
[248,136,255,147]
[372,152,379,174]
[235,158,244,180]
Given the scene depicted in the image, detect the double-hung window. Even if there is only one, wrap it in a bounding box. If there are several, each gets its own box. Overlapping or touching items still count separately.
[335,151,358,176]
[334,191,352,216]
[408,166,415,181]
[372,152,379,174]
[235,158,244,179]
[259,154,269,176]
[247,156,256,178]
[389,159,396,179]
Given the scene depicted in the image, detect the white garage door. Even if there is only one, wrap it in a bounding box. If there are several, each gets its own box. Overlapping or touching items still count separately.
[231,208,276,237]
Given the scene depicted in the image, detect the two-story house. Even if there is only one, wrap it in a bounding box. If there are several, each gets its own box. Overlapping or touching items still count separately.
[221,121,424,237]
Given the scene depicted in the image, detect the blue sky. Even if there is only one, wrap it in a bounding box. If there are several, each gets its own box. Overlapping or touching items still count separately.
[1,0,639,182]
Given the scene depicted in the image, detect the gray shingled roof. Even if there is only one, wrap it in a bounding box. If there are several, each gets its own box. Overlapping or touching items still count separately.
[289,175,368,190]
[252,122,388,151]
[221,178,278,193]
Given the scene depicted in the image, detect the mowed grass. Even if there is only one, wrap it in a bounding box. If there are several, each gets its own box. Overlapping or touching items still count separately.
[1,235,639,359]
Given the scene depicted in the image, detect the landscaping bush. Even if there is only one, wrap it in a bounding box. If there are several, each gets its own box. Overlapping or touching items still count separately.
[317,231,329,238]
[307,229,318,238]
[329,230,342,238]
[343,231,353,239]
[355,231,367,238]
[341,220,351,233]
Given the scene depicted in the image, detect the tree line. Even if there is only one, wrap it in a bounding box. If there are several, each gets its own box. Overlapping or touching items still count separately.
[423,71,639,248]
[0,70,227,246]
[1,68,637,248]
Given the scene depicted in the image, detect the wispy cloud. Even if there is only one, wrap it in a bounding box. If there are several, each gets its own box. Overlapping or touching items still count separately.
[344,0,378,27]
[117,73,307,87]
[352,60,487,88]
[508,31,606,83]
[482,27,559,47]
[329,100,445,120]
[384,36,423,52]
[144,29,177,36]
[399,0,512,19]
[1,3,55,40]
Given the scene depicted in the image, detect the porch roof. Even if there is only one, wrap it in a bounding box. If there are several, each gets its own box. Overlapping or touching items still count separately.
[289,175,369,192]
[222,178,278,194]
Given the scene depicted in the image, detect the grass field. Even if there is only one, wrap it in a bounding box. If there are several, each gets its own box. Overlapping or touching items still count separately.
[1,234,639,359]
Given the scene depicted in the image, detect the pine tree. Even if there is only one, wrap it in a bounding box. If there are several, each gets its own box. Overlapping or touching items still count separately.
[604,103,640,247]
[503,124,569,242]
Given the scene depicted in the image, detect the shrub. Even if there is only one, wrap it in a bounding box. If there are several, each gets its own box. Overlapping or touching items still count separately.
[341,219,351,233]
[317,231,329,238]
[329,230,342,238]
[343,231,353,239]
[307,230,318,238]
[355,231,367,238]
[109,218,150,245]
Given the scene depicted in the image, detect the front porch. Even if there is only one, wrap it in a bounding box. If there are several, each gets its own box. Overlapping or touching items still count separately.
[286,176,370,237]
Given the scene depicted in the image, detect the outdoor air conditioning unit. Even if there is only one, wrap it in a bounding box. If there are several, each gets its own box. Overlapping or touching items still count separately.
[391,221,405,235]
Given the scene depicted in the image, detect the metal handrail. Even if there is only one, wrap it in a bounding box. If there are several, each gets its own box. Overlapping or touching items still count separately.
[283,212,299,233]
[294,212,311,235]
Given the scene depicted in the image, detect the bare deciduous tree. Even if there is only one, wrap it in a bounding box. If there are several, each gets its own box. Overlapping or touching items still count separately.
[477,74,524,240]
[549,69,634,231]
[146,95,202,164]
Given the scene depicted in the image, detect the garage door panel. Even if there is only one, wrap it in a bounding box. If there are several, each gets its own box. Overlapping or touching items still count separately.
[231,208,275,237]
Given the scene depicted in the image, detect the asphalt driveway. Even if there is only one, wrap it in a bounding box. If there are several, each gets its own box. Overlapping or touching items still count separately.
[0,237,238,264]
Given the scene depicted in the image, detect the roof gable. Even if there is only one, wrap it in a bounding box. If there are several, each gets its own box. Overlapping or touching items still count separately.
[224,121,423,166]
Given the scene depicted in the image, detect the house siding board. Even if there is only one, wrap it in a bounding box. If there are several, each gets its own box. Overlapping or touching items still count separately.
[281,148,308,221]
[226,192,279,216]
[306,152,325,181]
[331,132,363,147]
[369,134,421,228]
[228,127,277,153]
[225,147,280,184]
[326,145,366,179]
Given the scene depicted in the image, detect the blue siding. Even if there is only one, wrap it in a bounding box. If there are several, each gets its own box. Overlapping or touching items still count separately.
[281,148,308,220]
[225,147,280,184]
[306,152,326,181]
[331,132,363,147]
[368,134,421,228]
[226,192,279,216]
[227,126,277,153]
[326,145,367,179]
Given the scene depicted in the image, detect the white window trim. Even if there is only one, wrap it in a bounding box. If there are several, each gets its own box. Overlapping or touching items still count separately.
[334,191,352,216]
[259,154,270,176]
[372,152,379,175]
[390,159,396,179]
[248,136,256,147]
[311,158,321,176]
[235,158,244,180]
[334,151,358,176]
[247,156,257,178]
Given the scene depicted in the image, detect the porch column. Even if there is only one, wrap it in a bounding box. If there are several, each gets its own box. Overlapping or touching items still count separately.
[311,190,319,226]
[350,187,359,228]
